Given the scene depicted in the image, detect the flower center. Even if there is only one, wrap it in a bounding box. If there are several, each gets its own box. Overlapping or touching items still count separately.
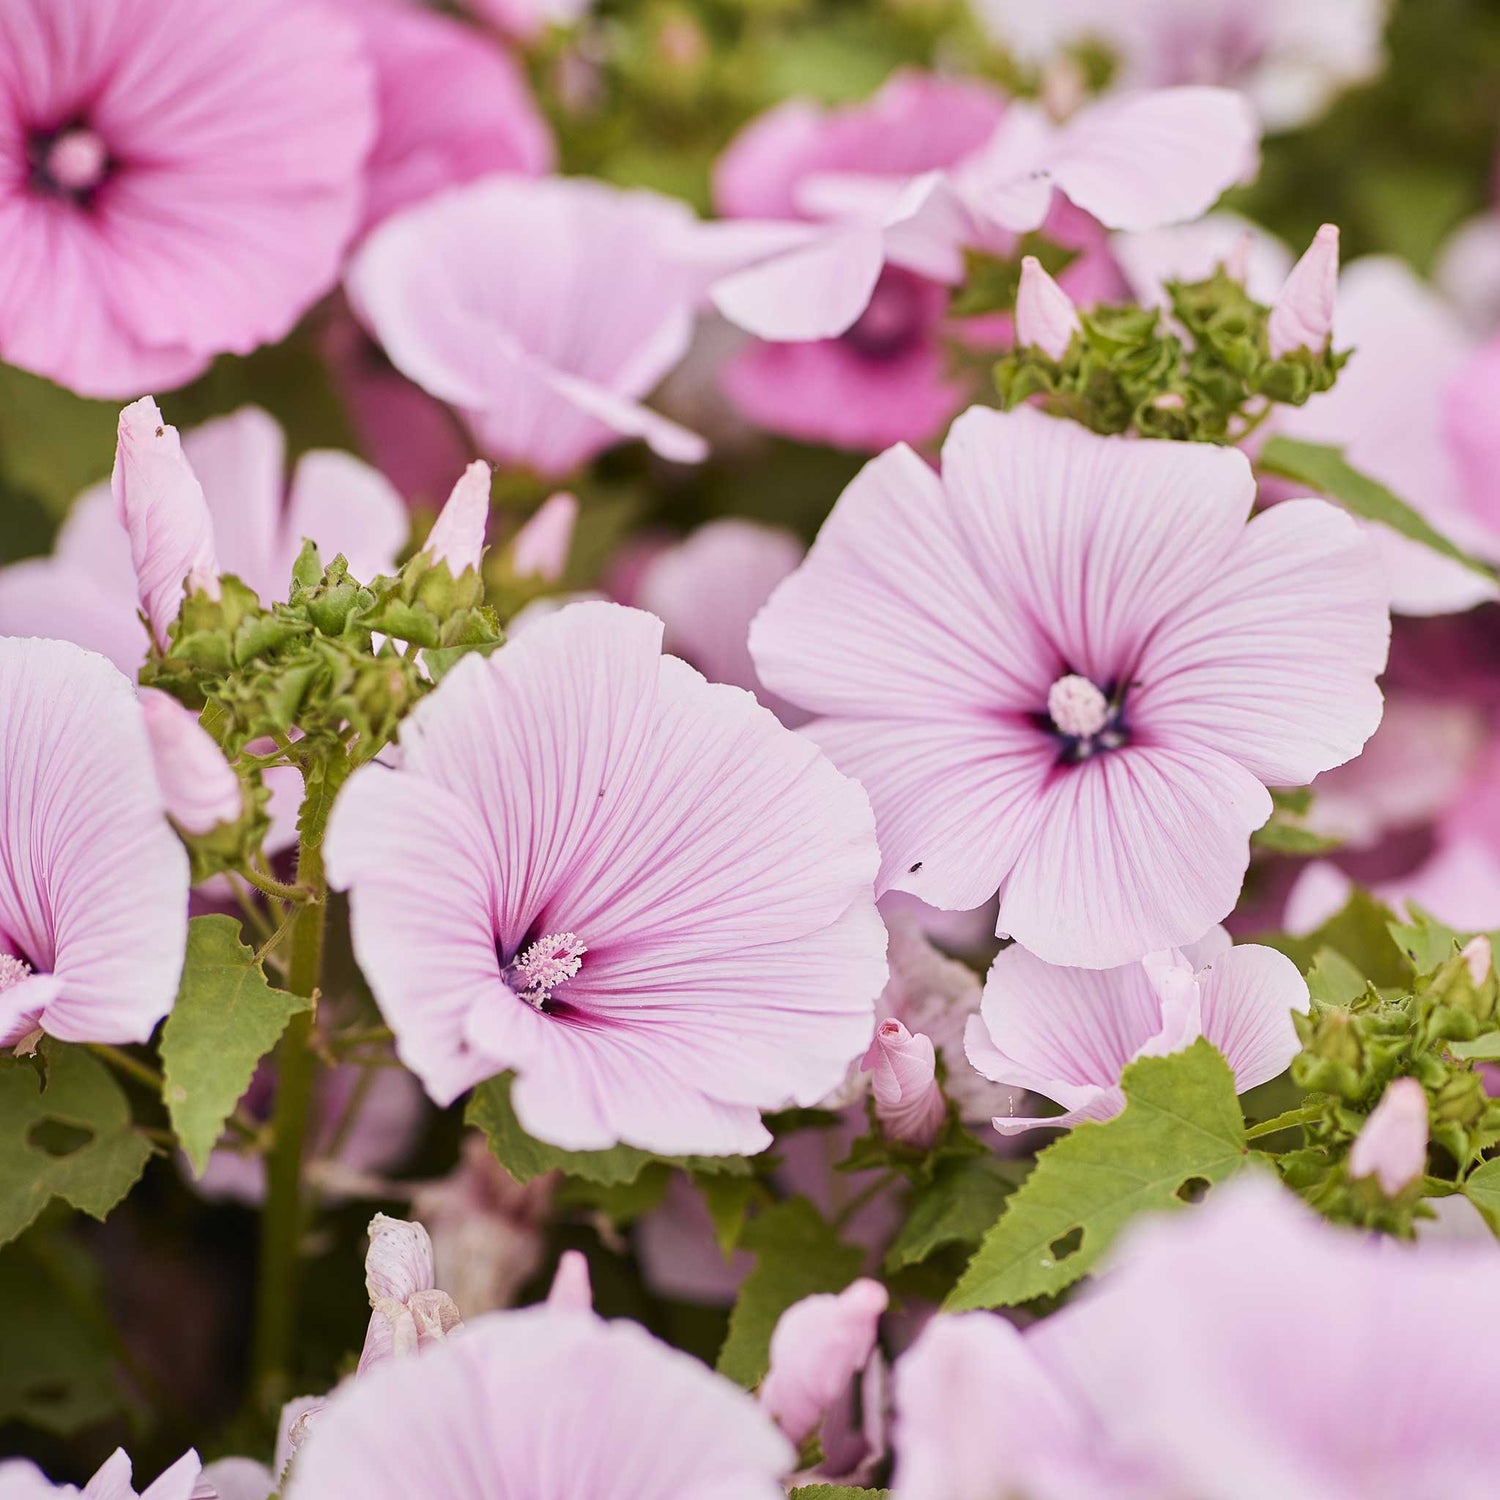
[29,125,111,200]
[506,931,586,1011]
[1044,673,1128,763]
[0,953,33,994]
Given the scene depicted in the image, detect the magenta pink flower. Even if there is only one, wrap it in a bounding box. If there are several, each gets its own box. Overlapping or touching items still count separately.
[284,1307,794,1497]
[0,0,375,398]
[324,601,885,1153]
[751,406,1389,967]
[0,1450,210,1499]
[338,0,552,234]
[347,177,708,477]
[0,638,188,1047]
[965,929,1309,1133]
[139,687,243,836]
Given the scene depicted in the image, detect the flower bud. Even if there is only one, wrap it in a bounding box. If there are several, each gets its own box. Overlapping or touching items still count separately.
[511,492,579,582]
[760,1278,888,1447]
[1016,256,1081,361]
[861,1019,946,1149]
[112,396,220,648]
[425,461,492,577]
[1464,935,1493,988]
[357,1213,462,1374]
[1267,223,1339,358]
[138,688,242,836]
[546,1248,593,1311]
[1348,1077,1428,1196]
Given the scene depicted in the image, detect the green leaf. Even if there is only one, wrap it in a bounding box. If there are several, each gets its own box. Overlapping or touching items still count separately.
[1306,949,1370,1007]
[0,363,118,517]
[0,1044,154,1248]
[1259,436,1497,583]
[160,915,312,1173]
[945,1041,1249,1310]
[698,1169,759,1255]
[1462,1157,1500,1237]
[717,1198,864,1388]
[886,1155,1024,1272]
[1449,1033,1500,1062]
[467,1073,751,1186]
[1388,907,1468,977]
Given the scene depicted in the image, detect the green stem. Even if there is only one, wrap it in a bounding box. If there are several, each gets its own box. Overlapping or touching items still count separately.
[247,825,327,1413]
[1245,1104,1321,1141]
[88,1043,164,1095]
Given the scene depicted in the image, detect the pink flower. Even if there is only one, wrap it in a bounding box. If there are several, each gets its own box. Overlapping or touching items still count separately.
[965,929,1309,1133]
[0,1449,209,1498]
[1016,255,1082,358]
[1267,223,1339,357]
[324,601,885,1152]
[357,1214,463,1374]
[750,405,1390,967]
[347,177,708,477]
[862,1020,946,1148]
[424,462,492,577]
[139,688,242,836]
[284,1306,794,1497]
[509,492,579,582]
[0,404,409,678]
[196,1460,272,1500]
[1445,333,1500,540]
[0,639,188,1048]
[339,0,552,233]
[1348,1077,1429,1195]
[632,519,807,723]
[0,0,375,398]
[1046,1176,1500,1498]
[761,1278,888,1450]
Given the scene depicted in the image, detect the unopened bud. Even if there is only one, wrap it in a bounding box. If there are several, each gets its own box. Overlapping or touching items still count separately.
[1463,936,1493,988]
[1016,256,1081,361]
[1348,1077,1428,1196]
[861,1019,945,1149]
[357,1214,463,1374]
[546,1248,593,1312]
[425,462,492,577]
[1268,223,1339,358]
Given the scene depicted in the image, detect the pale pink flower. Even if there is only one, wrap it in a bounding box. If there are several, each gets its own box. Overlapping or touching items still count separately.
[1015,255,1082,358]
[1267,224,1339,358]
[0,404,409,678]
[509,492,579,582]
[1436,213,1500,334]
[338,0,552,234]
[424,462,492,577]
[966,930,1308,1133]
[347,177,708,477]
[0,1450,209,1499]
[761,1278,887,1449]
[284,1307,794,1497]
[1348,1077,1428,1195]
[1445,333,1500,541]
[1113,211,1293,308]
[862,1020,946,1148]
[139,689,242,836]
[0,0,375,398]
[973,0,1387,132]
[0,639,188,1047]
[1045,1176,1500,1499]
[357,1214,463,1375]
[546,1248,593,1311]
[195,1462,271,1500]
[324,601,886,1152]
[750,405,1389,967]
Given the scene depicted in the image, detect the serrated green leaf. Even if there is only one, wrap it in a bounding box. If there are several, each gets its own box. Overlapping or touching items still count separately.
[945,1041,1249,1310]
[1448,1033,1500,1061]
[1462,1157,1500,1237]
[717,1198,863,1388]
[160,915,312,1173]
[886,1155,1024,1272]
[1259,436,1497,583]
[466,1073,752,1186]
[0,1044,153,1247]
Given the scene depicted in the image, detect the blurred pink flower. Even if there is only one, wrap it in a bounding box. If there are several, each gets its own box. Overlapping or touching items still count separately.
[751,406,1389,967]
[1348,1077,1428,1195]
[0,1450,210,1499]
[325,601,885,1152]
[965,929,1308,1133]
[862,1020,946,1148]
[284,1307,794,1497]
[347,177,708,476]
[509,492,578,582]
[0,638,188,1047]
[339,0,552,233]
[139,688,242,836]
[0,0,375,397]
[1113,210,1293,307]
[1044,1176,1500,1498]
[358,1214,463,1375]
[197,1458,273,1500]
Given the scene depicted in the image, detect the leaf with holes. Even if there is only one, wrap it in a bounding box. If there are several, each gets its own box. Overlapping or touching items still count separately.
[161,915,313,1174]
[0,1043,154,1248]
[945,1041,1249,1311]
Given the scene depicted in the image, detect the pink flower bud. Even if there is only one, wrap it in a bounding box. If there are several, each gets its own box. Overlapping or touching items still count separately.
[511,491,579,582]
[1268,223,1339,358]
[138,688,242,835]
[357,1214,462,1374]
[425,461,492,576]
[862,1019,946,1149]
[546,1248,593,1311]
[112,397,220,648]
[1463,935,1492,987]
[1016,255,1081,361]
[760,1278,888,1447]
[1348,1077,1428,1196]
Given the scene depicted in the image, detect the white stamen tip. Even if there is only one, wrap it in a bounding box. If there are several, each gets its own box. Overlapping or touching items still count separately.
[0,954,33,994]
[1047,674,1110,738]
[512,932,586,1005]
[45,128,109,193]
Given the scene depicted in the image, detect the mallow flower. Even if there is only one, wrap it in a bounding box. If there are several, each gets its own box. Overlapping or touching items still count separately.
[284,1306,793,1498]
[965,929,1309,1133]
[324,601,885,1154]
[750,405,1390,968]
[0,637,188,1048]
[357,1213,462,1375]
[0,0,375,398]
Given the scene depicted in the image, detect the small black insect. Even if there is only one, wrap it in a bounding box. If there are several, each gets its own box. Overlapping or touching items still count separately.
[908,861,923,873]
